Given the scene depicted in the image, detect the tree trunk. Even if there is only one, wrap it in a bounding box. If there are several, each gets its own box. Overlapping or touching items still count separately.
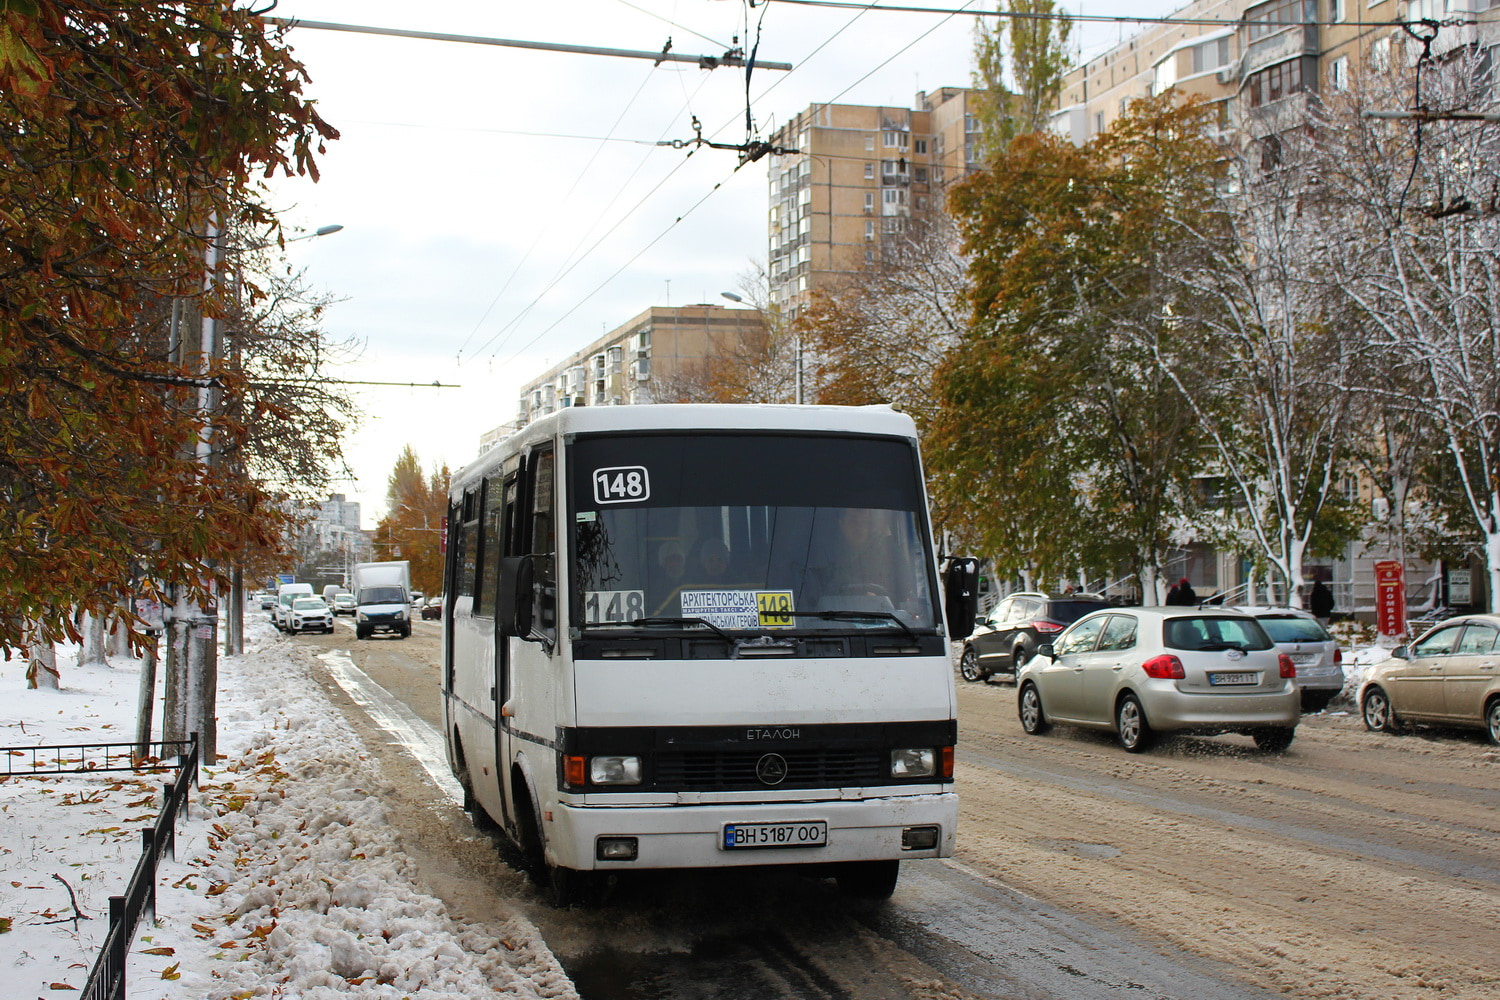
[134,636,159,763]
[227,566,243,655]
[162,588,190,742]
[1487,530,1500,615]
[26,618,59,690]
[80,611,108,667]
[1138,560,1162,605]
[183,594,219,764]
[1285,536,1308,610]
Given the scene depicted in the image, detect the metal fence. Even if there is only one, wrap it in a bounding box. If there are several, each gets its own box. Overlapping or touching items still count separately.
[2,735,199,1000]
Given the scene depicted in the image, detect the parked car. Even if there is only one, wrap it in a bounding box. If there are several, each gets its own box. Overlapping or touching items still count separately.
[410,591,425,610]
[259,592,276,610]
[332,593,358,616]
[1360,613,1500,745]
[272,582,313,631]
[1234,607,1344,712]
[1016,606,1300,753]
[421,595,443,620]
[286,597,334,635]
[959,591,1113,683]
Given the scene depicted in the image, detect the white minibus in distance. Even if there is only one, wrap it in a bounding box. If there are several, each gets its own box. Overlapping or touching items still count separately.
[440,404,974,905]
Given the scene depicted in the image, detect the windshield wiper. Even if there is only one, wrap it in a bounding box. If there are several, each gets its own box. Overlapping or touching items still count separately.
[589,616,734,644]
[781,609,921,643]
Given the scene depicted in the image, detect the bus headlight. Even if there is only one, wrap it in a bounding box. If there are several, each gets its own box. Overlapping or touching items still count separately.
[890,748,936,778]
[588,755,642,785]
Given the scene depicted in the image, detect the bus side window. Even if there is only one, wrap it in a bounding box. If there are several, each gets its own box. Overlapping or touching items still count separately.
[475,473,505,618]
[458,488,480,600]
[529,449,557,634]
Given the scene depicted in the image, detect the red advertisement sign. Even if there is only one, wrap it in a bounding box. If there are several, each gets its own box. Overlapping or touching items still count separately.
[1374,560,1406,638]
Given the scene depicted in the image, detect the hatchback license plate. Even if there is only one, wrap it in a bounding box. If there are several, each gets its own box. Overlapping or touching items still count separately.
[722,821,828,850]
[1209,672,1258,685]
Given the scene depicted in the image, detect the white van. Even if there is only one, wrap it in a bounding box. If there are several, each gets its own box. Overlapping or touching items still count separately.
[274,583,314,631]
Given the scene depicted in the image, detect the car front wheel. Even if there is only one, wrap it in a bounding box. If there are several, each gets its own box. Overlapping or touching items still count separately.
[1486,697,1500,746]
[1018,682,1050,735]
[1362,687,1400,733]
[958,647,983,683]
[1116,693,1155,753]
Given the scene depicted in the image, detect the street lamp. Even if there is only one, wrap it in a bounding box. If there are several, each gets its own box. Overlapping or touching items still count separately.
[220,223,343,656]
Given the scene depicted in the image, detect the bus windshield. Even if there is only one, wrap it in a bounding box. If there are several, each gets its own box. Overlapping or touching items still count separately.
[570,433,939,633]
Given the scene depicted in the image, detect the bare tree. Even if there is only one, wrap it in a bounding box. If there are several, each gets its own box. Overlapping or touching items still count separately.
[1310,48,1500,610]
[1145,119,1365,608]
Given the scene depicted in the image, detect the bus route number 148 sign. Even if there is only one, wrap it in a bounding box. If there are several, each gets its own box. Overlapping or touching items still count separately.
[593,466,650,505]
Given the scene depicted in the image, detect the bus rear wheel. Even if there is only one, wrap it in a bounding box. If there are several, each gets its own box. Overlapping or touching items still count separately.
[835,859,899,900]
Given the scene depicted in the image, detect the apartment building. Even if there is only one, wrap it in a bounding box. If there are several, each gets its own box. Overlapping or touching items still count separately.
[1048,0,1500,615]
[496,304,766,444]
[1054,0,1500,145]
[765,87,978,320]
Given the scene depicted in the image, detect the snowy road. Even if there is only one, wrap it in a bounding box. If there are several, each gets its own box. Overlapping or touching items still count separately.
[291,625,1325,1000]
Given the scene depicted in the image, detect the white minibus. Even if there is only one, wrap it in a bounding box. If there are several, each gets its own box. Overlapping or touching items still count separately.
[441,404,973,905]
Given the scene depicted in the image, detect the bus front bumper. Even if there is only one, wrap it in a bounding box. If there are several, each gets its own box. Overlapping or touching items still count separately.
[547,791,958,871]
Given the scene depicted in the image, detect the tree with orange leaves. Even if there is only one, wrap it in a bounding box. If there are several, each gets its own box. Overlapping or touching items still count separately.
[0,3,337,668]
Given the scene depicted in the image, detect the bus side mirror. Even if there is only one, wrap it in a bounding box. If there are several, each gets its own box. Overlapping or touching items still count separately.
[499,555,534,638]
[943,557,980,639]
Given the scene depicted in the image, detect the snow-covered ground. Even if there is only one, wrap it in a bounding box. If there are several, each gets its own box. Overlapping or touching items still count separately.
[1,619,577,999]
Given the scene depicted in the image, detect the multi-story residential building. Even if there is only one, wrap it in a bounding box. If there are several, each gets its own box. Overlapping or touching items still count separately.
[765,88,978,320]
[496,304,766,444]
[1047,0,1500,615]
[286,493,370,587]
[1054,0,1499,146]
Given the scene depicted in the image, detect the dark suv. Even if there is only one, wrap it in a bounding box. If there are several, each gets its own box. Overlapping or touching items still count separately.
[960,591,1113,683]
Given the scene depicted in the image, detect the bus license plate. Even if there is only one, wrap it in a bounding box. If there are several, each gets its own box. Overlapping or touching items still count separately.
[722,821,828,850]
[1209,672,1258,685]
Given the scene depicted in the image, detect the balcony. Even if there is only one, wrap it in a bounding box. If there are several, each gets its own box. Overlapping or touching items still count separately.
[1241,24,1317,80]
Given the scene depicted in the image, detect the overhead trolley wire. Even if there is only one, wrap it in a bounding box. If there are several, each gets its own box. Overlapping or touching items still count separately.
[499,161,741,367]
[468,72,719,365]
[761,0,1472,31]
[489,0,962,367]
[612,0,734,49]
[486,0,975,368]
[455,65,661,363]
[482,0,871,366]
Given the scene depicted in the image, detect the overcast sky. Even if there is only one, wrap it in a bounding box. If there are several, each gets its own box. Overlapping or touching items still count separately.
[262,0,1182,527]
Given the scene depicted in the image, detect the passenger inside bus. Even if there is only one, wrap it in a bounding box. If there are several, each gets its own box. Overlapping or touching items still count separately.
[650,540,688,615]
[693,537,733,586]
[807,507,906,612]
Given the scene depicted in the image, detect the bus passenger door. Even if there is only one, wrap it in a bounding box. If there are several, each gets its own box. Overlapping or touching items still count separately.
[493,468,521,832]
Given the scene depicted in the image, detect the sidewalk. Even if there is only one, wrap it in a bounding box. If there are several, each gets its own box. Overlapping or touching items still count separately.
[0,619,577,999]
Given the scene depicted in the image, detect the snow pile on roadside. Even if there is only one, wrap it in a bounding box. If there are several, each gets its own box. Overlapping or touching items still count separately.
[1,623,577,999]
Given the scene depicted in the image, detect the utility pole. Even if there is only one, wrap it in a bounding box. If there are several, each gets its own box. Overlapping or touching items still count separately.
[164,215,223,764]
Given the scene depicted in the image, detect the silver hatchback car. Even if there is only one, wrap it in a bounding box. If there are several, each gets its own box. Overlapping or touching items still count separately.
[1017,607,1301,753]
